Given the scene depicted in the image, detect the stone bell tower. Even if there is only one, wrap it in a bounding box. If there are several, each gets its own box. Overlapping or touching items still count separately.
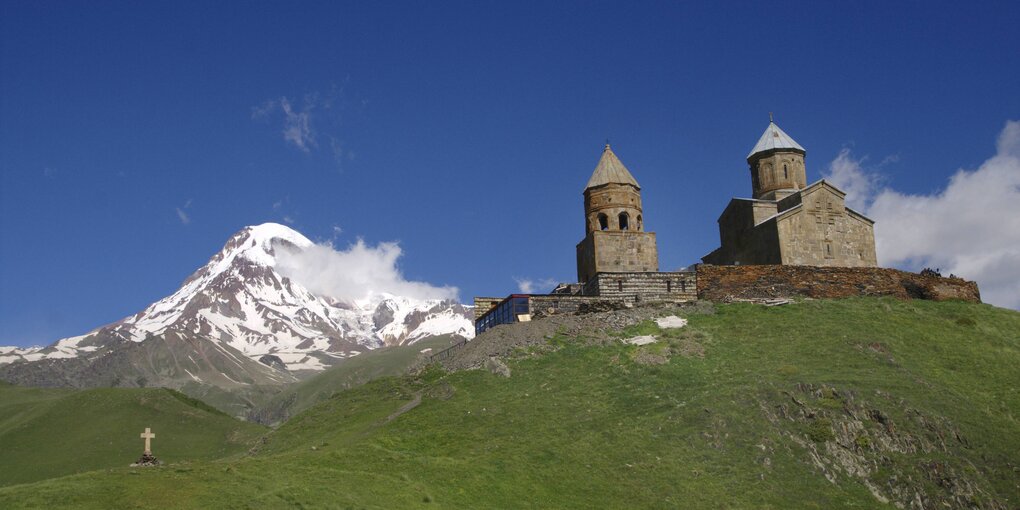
[747,118,807,200]
[575,144,658,283]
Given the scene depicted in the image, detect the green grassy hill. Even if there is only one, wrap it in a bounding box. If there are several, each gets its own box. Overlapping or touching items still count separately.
[1,298,1018,508]
[0,385,265,487]
[248,334,463,425]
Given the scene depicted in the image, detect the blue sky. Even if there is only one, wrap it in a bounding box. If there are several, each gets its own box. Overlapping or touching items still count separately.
[2,1,1019,346]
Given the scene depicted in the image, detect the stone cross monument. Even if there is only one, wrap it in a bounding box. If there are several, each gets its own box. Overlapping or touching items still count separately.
[132,427,160,467]
[140,427,155,454]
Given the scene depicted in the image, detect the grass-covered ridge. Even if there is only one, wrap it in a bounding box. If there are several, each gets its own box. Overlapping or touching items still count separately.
[0,386,265,487]
[248,334,463,425]
[0,298,1017,508]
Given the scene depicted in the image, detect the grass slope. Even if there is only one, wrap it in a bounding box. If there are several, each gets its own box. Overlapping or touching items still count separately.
[1,298,1018,508]
[0,386,265,487]
[249,334,462,425]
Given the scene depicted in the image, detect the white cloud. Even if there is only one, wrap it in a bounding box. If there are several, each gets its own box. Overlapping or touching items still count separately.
[824,121,1020,309]
[175,199,193,225]
[514,277,558,294]
[279,97,315,152]
[823,149,882,211]
[251,89,349,158]
[275,239,459,303]
[250,100,276,119]
[175,208,190,225]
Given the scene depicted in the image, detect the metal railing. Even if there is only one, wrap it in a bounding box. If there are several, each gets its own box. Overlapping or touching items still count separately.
[427,338,469,364]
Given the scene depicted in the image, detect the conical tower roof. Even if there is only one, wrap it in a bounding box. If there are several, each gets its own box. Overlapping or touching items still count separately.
[747,121,805,159]
[585,144,640,190]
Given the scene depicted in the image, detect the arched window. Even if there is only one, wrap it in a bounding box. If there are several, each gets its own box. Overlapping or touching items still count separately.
[784,164,788,179]
[636,215,643,231]
[598,213,609,231]
[619,212,630,230]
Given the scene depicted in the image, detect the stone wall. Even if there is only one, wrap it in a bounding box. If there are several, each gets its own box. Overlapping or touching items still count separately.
[696,265,980,303]
[583,182,644,234]
[775,184,878,267]
[576,231,659,283]
[584,271,697,303]
[750,150,807,200]
[528,295,617,316]
[703,199,782,265]
[473,297,504,321]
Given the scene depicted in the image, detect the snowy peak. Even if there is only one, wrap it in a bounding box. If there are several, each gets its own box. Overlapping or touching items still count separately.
[189,223,313,281]
[0,223,473,383]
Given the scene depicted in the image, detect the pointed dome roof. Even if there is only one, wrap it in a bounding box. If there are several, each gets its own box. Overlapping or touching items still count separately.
[748,121,805,159]
[585,144,640,190]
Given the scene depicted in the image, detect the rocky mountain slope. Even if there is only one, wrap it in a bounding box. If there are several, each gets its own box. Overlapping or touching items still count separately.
[0,224,472,396]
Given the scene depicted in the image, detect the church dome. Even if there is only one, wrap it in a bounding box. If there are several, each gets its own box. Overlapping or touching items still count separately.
[748,121,806,160]
[585,144,640,190]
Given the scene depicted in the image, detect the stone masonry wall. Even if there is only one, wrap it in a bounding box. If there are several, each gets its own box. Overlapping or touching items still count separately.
[696,265,980,303]
[585,271,697,303]
[473,297,504,321]
[528,295,616,315]
[576,231,659,283]
[776,185,878,267]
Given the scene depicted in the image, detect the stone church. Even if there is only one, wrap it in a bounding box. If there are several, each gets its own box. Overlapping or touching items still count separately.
[702,120,878,267]
[474,121,880,333]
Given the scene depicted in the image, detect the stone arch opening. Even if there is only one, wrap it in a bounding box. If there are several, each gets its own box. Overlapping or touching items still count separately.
[636,214,643,231]
[598,213,609,231]
[619,212,630,230]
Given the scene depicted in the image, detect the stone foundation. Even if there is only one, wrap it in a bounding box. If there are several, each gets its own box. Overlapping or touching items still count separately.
[695,265,980,303]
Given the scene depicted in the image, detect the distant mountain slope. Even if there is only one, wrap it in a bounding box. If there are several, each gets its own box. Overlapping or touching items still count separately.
[247,334,463,425]
[0,223,473,402]
[0,384,265,487]
[1,298,1017,508]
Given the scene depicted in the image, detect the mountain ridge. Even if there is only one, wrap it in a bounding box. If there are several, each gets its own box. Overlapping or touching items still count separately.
[0,223,473,405]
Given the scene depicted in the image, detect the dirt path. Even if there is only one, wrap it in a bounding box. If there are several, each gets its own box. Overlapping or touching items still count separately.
[383,392,422,424]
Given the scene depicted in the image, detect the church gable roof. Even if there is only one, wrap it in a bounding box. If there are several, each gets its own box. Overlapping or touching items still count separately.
[586,144,640,190]
[748,121,806,159]
[772,180,876,225]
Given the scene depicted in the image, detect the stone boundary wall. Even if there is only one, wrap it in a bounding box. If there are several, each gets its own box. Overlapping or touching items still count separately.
[528,295,616,315]
[584,271,697,302]
[695,265,980,303]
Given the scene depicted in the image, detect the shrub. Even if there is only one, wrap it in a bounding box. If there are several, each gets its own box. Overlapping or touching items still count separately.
[807,418,835,443]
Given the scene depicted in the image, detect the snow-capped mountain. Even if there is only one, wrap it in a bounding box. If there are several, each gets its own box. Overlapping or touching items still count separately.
[0,224,473,390]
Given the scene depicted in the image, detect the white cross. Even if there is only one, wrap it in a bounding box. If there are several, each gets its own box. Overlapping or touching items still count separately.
[140,427,156,454]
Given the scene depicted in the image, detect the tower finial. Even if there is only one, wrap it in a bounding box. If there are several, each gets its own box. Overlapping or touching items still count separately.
[769,111,774,123]
[604,138,611,150]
